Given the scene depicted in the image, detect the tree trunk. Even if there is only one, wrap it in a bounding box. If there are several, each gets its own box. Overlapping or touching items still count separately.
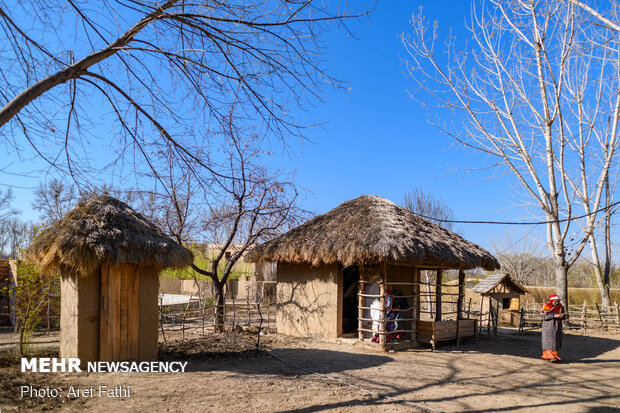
[555,262,569,317]
[214,282,225,332]
[589,235,611,310]
[603,175,613,310]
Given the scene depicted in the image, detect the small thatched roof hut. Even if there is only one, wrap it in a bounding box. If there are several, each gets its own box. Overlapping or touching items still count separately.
[26,195,193,276]
[247,195,499,350]
[473,273,528,328]
[26,195,193,363]
[247,195,499,270]
[472,273,528,295]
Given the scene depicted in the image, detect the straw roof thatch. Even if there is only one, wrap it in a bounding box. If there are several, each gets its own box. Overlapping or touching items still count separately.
[472,273,528,295]
[26,195,193,276]
[246,195,500,270]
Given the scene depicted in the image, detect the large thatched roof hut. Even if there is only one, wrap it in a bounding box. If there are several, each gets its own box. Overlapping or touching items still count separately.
[26,195,193,363]
[247,195,499,350]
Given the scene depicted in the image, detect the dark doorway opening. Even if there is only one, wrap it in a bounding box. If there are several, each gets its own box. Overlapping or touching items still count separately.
[342,265,359,335]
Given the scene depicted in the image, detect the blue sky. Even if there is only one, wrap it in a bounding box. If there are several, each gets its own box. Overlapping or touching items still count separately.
[277,1,543,251]
[3,1,564,254]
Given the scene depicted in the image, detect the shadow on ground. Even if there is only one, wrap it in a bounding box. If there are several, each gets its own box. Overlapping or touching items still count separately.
[434,328,620,363]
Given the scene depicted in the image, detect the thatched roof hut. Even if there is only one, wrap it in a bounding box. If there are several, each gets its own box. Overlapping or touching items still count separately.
[247,195,499,270]
[472,273,528,295]
[25,195,193,363]
[26,195,193,276]
[246,195,499,349]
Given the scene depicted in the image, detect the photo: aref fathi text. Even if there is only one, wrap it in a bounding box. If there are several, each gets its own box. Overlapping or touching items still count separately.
[21,385,131,399]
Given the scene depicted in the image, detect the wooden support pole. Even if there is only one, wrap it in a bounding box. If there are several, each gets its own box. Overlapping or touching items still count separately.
[358,266,365,341]
[379,263,387,350]
[413,267,420,342]
[435,269,442,322]
[479,296,484,335]
[456,269,465,346]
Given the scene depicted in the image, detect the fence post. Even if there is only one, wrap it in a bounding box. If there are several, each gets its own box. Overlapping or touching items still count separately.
[595,303,605,330]
[615,302,620,329]
[159,296,167,344]
[581,301,587,333]
[46,298,51,334]
[232,296,236,331]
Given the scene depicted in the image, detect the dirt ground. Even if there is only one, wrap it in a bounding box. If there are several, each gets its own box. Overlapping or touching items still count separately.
[1,328,619,412]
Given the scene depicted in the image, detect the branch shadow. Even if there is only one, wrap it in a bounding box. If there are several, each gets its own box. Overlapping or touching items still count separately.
[183,348,393,375]
[440,329,620,362]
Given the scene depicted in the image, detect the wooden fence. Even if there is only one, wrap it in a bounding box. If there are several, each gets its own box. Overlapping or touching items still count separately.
[158,286,277,342]
[519,301,620,333]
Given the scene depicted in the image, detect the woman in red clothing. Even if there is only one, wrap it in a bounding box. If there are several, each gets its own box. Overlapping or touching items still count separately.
[541,294,566,362]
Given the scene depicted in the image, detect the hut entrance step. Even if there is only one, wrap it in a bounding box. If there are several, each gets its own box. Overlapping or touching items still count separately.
[99,263,140,361]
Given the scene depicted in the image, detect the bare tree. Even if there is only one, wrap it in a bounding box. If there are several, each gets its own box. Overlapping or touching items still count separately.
[402,186,458,233]
[402,187,459,317]
[32,178,77,225]
[402,1,620,310]
[0,217,34,259]
[161,118,303,332]
[0,1,365,189]
[492,233,541,285]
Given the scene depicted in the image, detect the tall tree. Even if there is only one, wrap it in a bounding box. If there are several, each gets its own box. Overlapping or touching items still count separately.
[402,0,620,309]
[162,118,304,331]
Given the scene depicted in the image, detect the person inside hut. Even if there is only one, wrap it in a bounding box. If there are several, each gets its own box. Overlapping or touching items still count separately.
[391,289,410,341]
[371,290,393,343]
[541,294,566,362]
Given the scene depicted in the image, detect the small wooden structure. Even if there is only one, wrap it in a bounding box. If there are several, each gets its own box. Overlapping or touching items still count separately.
[472,273,528,329]
[26,196,192,363]
[247,195,500,351]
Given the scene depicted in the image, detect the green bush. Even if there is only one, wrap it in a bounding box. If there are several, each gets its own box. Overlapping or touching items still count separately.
[10,262,60,355]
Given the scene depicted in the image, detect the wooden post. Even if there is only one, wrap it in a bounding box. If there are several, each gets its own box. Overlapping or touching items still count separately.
[413,267,420,343]
[379,263,387,351]
[456,269,465,346]
[487,299,492,335]
[581,301,587,333]
[479,295,484,335]
[615,302,619,328]
[358,266,365,341]
[595,303,605,330]
[435,269,442,322]
[467,298,472,319]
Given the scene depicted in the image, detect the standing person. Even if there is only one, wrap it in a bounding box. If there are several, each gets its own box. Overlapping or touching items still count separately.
[541,294,566,362]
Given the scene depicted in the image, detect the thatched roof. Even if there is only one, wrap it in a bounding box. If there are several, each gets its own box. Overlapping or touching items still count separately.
[246,195,500,270]
[26,195,193,276]
[472,273,528,295]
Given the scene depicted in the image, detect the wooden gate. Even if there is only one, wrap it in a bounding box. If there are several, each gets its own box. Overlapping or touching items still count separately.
[99,263,140,360]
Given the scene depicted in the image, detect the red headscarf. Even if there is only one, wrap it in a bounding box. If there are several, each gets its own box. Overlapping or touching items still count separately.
[542,294,563,313]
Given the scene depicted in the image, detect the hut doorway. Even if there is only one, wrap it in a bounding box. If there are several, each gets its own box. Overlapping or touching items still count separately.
[341,265,359,336]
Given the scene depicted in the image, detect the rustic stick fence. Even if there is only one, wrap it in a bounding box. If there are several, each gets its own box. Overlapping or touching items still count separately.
[0,298,60,333]
[158,287,277,341]
[519,301,620,333]
[357,279,468,344]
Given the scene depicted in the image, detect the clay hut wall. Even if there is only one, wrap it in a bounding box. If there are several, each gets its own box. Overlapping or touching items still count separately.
[276,262,340,339]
